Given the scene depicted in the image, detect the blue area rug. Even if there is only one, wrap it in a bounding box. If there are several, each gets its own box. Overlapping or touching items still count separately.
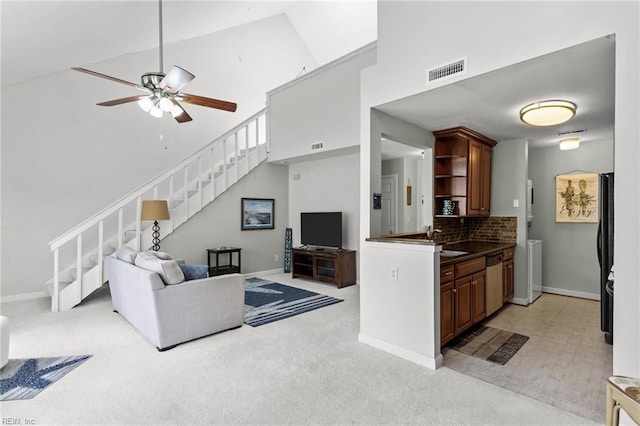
[0,355,92,401]
[244,277,343,327]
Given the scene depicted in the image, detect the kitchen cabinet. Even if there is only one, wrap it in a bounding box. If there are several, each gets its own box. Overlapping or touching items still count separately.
[433,126,496,217]
[440,256,487,345]
[440,265,455,344]
[502,247,515,302]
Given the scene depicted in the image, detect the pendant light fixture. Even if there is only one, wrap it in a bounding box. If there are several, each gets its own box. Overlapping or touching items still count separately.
[520,100,577,126]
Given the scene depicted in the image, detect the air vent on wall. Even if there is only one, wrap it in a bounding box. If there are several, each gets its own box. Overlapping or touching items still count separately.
[558,129,586,136]
[427,57,467,83]
[311,141,324,151]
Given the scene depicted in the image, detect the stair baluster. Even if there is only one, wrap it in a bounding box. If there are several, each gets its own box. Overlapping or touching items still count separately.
[47,107,268,311]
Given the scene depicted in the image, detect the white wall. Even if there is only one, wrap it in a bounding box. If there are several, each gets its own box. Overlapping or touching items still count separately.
[359,241,441,369]
[491,139,529,304]
[528,139,614,299]
[268,44,376,163]
[362,2,639,376]
[288,153,360,254]
[1,15,318,298]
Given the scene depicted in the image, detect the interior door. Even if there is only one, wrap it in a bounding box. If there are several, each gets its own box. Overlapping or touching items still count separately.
[381,175,396,235]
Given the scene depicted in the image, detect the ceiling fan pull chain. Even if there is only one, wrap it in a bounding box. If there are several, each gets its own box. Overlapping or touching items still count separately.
[158,0,164,73]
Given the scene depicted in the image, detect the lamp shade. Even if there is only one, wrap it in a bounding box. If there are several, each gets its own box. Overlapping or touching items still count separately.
[141,200,170,221]
[520,100,577,126]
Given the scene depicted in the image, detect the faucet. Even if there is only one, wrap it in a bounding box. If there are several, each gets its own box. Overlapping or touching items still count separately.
[425,225,442,241]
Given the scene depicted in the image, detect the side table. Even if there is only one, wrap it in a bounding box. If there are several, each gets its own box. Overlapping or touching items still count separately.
[207,247,242,276]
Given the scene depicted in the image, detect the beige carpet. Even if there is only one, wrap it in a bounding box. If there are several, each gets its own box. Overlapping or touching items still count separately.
[444,293,612,423]
[0,273,596,425]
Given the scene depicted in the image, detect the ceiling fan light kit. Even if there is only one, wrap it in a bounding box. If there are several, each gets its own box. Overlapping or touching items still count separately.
[71,0,236,123]
[519,99,577,126]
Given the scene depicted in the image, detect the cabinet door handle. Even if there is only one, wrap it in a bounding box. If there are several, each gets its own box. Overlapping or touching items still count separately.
[453,288,457,293]
[445,271,452,276]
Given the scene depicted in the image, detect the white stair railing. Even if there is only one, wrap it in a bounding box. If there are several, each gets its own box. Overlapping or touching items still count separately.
[47,108,269,312]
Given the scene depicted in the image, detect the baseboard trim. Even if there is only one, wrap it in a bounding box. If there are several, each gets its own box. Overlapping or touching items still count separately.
[509,297,529,306]
[1,291,47,304]
[542,286,600,301]
[358,333,442,370]
[244,268,284,278]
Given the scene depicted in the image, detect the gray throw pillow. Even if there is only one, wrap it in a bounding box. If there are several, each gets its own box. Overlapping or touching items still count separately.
[146,250,174,260]
[115,246,138,264]
[134,252,184,285]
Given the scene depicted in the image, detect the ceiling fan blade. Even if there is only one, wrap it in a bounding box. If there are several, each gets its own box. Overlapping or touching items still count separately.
[180,93,237,112]
[96,95,144,107]
[72,67,139,88]
[160,66,195,94]
[171,100,193,123]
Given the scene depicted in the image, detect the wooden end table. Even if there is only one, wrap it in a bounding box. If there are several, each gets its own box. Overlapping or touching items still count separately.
[207,247,242,276]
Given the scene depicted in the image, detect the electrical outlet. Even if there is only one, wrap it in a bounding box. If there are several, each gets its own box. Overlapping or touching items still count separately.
[275,254,279,262]
[390,267,398,281]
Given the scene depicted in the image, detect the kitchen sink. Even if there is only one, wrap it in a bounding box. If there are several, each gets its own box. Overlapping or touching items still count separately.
[440,250,469,257]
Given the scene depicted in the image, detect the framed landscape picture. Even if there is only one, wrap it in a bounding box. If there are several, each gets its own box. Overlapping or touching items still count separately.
[241,198,275,230]
[555,173,599,223]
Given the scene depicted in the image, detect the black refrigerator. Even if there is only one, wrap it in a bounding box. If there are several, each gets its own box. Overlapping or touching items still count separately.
[597,172,614,344]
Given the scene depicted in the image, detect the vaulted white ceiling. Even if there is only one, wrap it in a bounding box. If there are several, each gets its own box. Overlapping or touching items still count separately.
[2,1,614,150]
[1,1,377,86]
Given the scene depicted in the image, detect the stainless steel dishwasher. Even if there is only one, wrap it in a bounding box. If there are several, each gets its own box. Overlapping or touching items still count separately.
[485,252,503,316]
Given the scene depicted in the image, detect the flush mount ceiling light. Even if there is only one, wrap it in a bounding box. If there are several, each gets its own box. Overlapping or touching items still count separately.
[559,137,581,150]
[520,100,577,126]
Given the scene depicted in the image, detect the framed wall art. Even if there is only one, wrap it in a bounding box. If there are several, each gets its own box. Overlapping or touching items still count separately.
[555,173,599,223]
[241,198,275,230]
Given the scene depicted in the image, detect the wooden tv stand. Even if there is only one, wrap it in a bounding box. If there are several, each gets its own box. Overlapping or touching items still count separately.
[291,247,356,288]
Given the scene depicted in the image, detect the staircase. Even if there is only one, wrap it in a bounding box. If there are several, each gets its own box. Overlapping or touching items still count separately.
[46,108,268,312]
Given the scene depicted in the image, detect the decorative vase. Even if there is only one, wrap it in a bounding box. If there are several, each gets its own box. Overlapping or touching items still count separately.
[442,200,455,215]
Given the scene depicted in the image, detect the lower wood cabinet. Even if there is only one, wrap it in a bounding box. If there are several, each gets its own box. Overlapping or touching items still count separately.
[454,270,486,335]
[440,258,486,346]
[502,247,515,302]
[440,281,456,345]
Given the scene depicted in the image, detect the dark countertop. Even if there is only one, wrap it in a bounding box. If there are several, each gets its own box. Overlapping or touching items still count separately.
[440,240,516,266]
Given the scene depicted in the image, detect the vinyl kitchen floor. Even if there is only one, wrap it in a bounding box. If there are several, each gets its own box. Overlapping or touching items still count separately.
[443,293,613,423]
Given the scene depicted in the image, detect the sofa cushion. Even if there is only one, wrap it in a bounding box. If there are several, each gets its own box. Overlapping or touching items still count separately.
[178,264,209,281]
[147,250,174,260]
[134,252,184,285]
[115,246,138,264]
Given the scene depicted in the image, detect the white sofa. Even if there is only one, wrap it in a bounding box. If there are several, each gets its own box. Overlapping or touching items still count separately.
[104,255,245,351]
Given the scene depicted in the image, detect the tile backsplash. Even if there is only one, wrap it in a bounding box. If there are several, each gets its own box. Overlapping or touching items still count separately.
[433,216,517,244]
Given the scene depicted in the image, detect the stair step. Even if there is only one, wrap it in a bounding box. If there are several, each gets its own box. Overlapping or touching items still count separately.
[45,140,267,312]
[45,280,73,297]
[70,267,93,280]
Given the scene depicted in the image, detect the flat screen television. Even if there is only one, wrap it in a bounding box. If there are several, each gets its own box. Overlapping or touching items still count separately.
[300,212,342,249]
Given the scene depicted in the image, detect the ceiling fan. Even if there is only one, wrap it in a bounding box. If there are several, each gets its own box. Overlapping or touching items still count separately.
[72,0,237,123]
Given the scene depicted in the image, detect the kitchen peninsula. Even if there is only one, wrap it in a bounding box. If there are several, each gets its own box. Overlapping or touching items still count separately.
[371,228,516,346]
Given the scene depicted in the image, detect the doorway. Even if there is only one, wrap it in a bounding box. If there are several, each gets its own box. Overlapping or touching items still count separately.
[381,174,397,235]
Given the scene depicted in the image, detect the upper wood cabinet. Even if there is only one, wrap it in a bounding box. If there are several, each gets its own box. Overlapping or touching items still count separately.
[433,126,496,217]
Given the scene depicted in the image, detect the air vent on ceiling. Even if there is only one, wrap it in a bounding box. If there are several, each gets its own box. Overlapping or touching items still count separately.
[427,57,467,83]
[311,141,324,151]
[558,129,586,136]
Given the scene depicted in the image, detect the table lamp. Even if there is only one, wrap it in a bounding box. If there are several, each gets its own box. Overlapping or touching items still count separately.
[141,200,170,251]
